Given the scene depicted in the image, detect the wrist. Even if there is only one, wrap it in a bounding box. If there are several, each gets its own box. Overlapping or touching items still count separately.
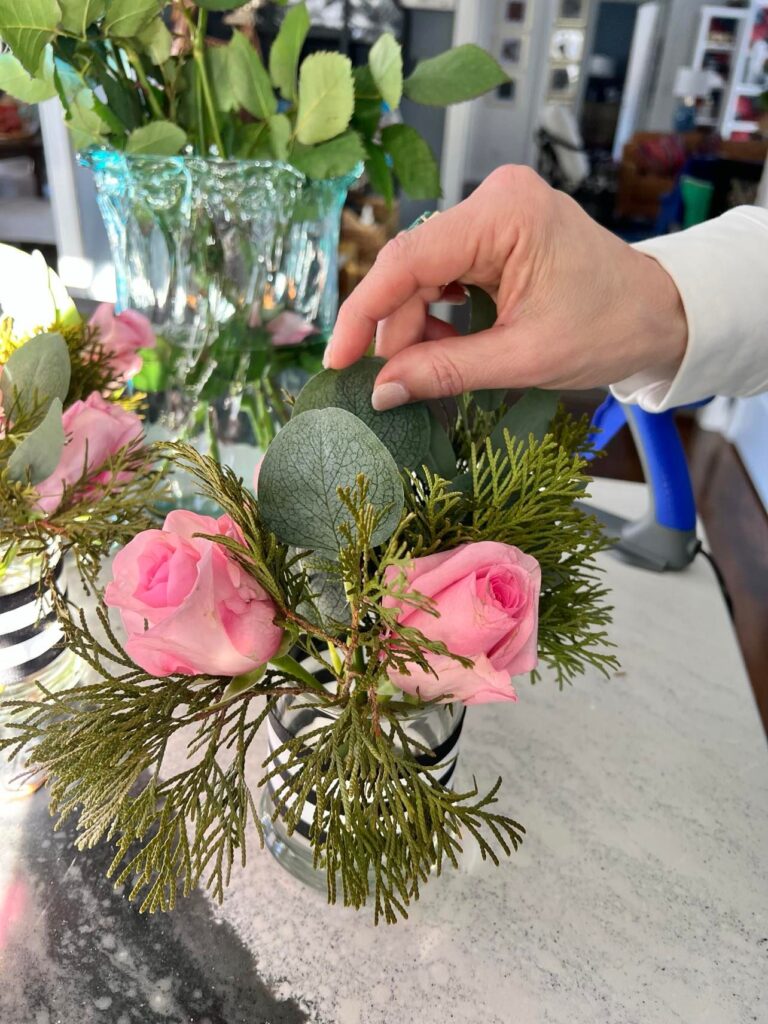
[633,251,688,380]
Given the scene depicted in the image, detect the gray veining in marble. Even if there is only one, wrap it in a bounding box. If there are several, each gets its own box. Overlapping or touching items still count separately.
[1,480,766,1024]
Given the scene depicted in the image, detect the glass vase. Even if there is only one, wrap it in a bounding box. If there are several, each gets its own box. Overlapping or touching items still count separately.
[260,664,465,890]
[80,151,360,503]
[0,549,83,799]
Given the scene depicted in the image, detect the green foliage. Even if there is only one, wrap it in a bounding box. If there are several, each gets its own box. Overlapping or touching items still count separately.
[381,123,441,199]
[2,331,71,421]
[269,0,310,102]
[6,397,65,484]
[291,356,431,469]
[126,121,187,155]
[102,0,160,38]
[257,408,404,558]
[228,29,277,121]
[368,32,402,110]
[58,0,105,36]
[404,44,509,106]
[0,0,60,76]
[290,130,365,178]
[296,51,355,145]
[0,49,57,102]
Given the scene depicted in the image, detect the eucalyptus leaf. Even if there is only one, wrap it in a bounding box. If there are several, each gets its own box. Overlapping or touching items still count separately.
[489,389,560,451]
[467,286,505,411]
[297,564,351,630]
[2,332,70,421]
[268,113,291,161]
[296,52,354,145]
[103,0,161,38]
[136,17,172,65]
[290,130,364,179]
[381,123,440,200]
[368,32,402,110]
[363,140,393,206]
[269,0,309,101]
[229,30,276,121]
[58,0,105,37]
[0,48,57,103]
[126,121,187,155]
[7,397,64,485]
[292,357,430,469]
[426,416,457,479]
[0,0,61,77]
[257,408,404,558]
[403,44,508,106]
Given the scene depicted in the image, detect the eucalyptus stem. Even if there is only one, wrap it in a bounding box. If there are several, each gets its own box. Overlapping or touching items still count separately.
[193,8,225,157]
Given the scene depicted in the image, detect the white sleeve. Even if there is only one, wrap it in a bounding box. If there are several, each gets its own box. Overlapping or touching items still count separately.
[610,205,768,411]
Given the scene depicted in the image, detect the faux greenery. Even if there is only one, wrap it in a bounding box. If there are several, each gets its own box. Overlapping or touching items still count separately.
[0,1,507,195]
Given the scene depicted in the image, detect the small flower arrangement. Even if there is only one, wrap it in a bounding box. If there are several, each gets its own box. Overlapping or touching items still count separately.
[3,293,617,923]
[0,1,507,195]
[0,247,165,584]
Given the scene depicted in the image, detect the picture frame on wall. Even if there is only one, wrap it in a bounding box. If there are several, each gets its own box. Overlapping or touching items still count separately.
[490,77,518,105]
[502,1,529,27]
[557,0,587,27]
[500,36,527,68]
[547,63,580,100]
[550,27,585,62]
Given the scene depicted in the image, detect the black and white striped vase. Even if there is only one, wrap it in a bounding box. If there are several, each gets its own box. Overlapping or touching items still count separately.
[260,653,465,889]
[0,551,81,798]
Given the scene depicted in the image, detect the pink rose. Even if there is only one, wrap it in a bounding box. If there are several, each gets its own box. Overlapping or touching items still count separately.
[267,311,317,347]
[35,391,143,514]
[104,510,284,678]
[89,303,155,381]
[383,542,541,705]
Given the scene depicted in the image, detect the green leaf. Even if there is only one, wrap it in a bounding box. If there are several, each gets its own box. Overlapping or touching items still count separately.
[381,123,440,199]
[292,357,430,469]
[466,286,505,411]
[403,44,508,106]
[0,0,61,77]
[7,398,65,485]
[0,48,57,103]
[352,65,382,137]
[136,17,172,66]
[368,32,402,110]
[58,0,105,37]
[268,113,291,161]
[257,407,404,558]
[290,130,364,179]
[66,88,107,150]
[103,0,160,38]
[126,121,187,155]
[195,0,251,9]
[269,0,309,101]
[363,140,393,206]
[489,389,560,451]
[296,51,354,145]
[426,416,456,479]
[207,46,236,113]
[229,30,276,121]
[220,666,266,702]
[2,332,71,422]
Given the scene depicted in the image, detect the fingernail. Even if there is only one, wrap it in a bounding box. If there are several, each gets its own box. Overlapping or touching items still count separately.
[372,381,409,412]
[322,341,333,369]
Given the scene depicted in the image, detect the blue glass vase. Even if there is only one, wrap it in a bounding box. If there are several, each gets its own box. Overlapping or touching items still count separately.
[80,151,360,500]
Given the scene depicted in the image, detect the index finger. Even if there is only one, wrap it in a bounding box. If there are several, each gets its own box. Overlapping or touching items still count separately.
[326,205,476,369]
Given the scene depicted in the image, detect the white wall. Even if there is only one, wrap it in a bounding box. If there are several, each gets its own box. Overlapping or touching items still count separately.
[645,0,703,130]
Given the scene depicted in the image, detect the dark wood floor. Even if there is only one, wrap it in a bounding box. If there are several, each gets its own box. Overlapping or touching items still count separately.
[564,394,768,735]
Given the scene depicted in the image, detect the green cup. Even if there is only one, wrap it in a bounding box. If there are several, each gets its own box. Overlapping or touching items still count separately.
[680,175,714,228]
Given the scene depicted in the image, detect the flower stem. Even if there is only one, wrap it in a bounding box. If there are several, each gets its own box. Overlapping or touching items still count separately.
[193,8,225,156]
[125,46,165,122]
[270,654,327,693]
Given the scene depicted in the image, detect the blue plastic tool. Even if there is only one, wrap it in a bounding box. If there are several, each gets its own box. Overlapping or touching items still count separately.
[581,394,701,571]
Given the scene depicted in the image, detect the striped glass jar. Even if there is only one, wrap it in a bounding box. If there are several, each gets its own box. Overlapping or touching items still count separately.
[0,551,82,798]
[260,656,465,889]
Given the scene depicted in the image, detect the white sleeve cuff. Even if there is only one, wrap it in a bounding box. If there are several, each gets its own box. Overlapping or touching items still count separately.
[610,205,768,412]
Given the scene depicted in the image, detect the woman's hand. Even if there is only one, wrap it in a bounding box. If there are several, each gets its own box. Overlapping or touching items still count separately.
[325,165,688,411]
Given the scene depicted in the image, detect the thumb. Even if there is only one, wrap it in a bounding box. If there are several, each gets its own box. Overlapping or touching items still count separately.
[370,326,542,410]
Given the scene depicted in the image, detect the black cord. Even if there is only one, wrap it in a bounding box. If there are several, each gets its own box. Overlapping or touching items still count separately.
[694,541,735,621]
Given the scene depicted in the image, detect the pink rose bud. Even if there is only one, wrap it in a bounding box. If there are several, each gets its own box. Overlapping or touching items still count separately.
[267,311,317,347]
[89,303,156,382]
[104,509,284,678]
[35,391,143,514]
[383,541,542,705]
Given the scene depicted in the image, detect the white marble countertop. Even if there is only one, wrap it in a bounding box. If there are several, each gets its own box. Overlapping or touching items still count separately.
[2,478,766,1024]
[214,478,768,1024]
